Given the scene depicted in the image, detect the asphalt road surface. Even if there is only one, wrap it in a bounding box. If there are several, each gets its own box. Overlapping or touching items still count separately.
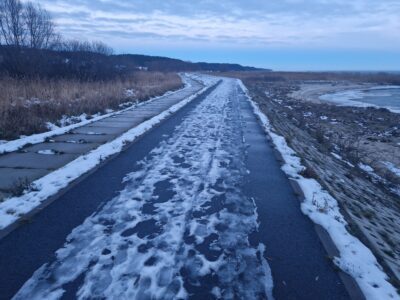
[0,78,350,299]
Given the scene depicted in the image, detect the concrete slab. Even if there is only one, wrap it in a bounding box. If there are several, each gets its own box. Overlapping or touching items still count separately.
[0,152,78,170]
[120,112,161,119]
[162,101,179,106]
[127,103,165,110]
[108,114,125,118]
[98,118,137,123]
[90,121,137,128]
[114,113,150,121]
[163,98,182,103]
[23,142,100,154]
[134,105,170,111]
[51,133,118,144]
[0,81,205,197]
[0,168,49,190]
[157,97,175,101]
[72,126,127,135]
[165,94,190,99]
[137,105,170,110]
[164,96,183,101]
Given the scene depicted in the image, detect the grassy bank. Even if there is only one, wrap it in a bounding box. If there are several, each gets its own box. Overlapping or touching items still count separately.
[0,72,182,140]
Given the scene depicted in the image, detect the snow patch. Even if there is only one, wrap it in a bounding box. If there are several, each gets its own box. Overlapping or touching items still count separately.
[124,89,136,97]
[37,150,57,155]
[331,152,355,167]
[359,163,374,173]
[383,162,400,177]
[331,152,343,161]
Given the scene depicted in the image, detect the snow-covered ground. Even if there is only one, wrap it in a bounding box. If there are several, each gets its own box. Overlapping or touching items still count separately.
[384,162,400,178]
[330,152,355,168]
[239,79,399,300]
[0,74,217,231]
[14,78,273,299]
[359,163,374,173]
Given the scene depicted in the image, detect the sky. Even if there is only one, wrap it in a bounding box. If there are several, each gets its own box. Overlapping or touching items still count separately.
[31,0,400,71]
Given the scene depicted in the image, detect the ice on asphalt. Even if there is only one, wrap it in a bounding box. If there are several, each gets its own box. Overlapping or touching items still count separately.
[14,78,274,300]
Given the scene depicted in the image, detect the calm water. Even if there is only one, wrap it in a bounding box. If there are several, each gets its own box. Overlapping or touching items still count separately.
[320,86,400,112]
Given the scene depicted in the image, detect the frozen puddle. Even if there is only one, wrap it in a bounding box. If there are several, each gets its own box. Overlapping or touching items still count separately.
[14,79,273,300]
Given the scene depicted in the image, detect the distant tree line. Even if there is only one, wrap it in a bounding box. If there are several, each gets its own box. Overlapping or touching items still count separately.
[1,0,55,49]
[0,0,114,78]
[0,0,263,79]
[0,0,113,53]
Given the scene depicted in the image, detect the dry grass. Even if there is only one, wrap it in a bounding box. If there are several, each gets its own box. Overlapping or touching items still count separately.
[0,72,182,139]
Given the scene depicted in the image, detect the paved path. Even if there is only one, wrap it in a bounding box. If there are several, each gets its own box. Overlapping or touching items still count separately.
[0,77,352,299]
[0,77,203,200]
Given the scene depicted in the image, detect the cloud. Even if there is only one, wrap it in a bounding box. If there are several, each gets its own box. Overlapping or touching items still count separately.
[29,0,400,51]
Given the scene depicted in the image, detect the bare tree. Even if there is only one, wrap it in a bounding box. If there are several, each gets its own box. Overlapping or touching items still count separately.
[91,40,113,55]
[47,31,62,50]
[60,39,90,52]
[58,39,113,55]
[0,0,26,47]
[0,0,115,77]
[24,2,55,49]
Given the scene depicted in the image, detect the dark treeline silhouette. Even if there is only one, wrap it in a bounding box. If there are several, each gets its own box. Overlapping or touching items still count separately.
[0,0,263,79]
[0,46,264,80]
[110,54,264,73]
[0,0,116,79]
[0,46,118,79]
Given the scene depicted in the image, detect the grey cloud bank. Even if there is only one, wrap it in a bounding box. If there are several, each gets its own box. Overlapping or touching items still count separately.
[31,0,400,70]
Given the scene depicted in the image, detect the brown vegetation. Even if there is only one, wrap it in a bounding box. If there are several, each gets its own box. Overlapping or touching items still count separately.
[0,72,182,139]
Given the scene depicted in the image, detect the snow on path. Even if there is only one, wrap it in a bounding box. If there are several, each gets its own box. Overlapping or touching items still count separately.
[14,79,273,300]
